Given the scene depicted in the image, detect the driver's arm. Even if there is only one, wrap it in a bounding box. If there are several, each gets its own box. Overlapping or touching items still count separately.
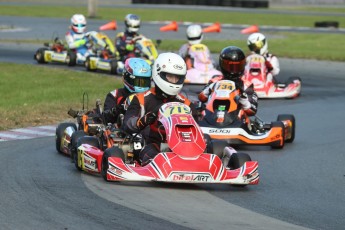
[122,95,143,134]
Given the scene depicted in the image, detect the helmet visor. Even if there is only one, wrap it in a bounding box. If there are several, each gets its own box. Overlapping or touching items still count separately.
[188,35,202,41]
[220,59,246,74]
[160,72,185,85]
[73,23,86,29]
[131,76,151,88]
[248,39,266,53]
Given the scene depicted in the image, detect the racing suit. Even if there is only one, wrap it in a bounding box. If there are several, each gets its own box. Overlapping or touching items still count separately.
[247,52,280,84]
[178,43,216,70]
[103,88,132,124]
[65,29,93,62]
[198,75,258,116]
[115,31,142,62]
[123,87,198,165]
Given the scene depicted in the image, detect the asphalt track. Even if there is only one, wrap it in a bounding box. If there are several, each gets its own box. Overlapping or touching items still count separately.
[1,15,345,230]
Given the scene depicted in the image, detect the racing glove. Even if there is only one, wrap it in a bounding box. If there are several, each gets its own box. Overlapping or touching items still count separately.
[265,60,274,72]
[238,92,251,110]
[125,44,135,51]
[137,112,157,130]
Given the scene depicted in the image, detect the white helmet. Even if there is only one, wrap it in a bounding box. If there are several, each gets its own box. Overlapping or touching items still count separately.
[125,14,141,33]
[152,53,187,96]
[186,24,203,45]
[247,32,268,55]
[71,14,87,34]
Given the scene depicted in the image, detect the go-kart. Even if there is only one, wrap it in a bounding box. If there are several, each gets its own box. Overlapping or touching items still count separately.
[84,32,121,75]
[100,102,259,186]
[184,44,222,84]
[74,126,144,174]
[34,31,109,67]
[34,37,78,66]
[242,54,301,99]
[197,80,295,149]
[117,35,159,73]
[55,93,106,160]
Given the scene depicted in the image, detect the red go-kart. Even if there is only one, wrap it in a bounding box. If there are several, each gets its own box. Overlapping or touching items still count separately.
[97,102,259,186]
[242,54,301,99]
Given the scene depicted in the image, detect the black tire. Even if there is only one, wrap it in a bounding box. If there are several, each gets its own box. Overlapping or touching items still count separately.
[271,121,285,149]
[74,136,100,171]
[227,152,252,169]
[66,51,77,66]
[110,60,118,74]
[314,21,339,28]
[101,146,125,181]
[70,130,87,162]
[55,122,77,154]
[228,152,252,187]
[207,140,227,159]
[277,114,295,143]
[85,55,96,71]
[35,48,48,64]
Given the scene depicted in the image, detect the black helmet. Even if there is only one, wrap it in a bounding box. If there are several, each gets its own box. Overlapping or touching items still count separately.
[219,46,246,81]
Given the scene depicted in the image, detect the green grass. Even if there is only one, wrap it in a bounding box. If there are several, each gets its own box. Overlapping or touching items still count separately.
[159,32,345,61]
[0,5,344,28]
[0,63,122,130]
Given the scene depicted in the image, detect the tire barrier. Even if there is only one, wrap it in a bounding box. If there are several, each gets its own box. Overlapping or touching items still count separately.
[131,0,269,8]
[314,21,339,28]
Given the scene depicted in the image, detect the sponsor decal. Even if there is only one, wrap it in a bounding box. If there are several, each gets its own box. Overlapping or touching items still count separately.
[208,129,231,134]
[173,64,183,70]
[170,172,212,182]
[139,68,148,73]
[109,165,123,175]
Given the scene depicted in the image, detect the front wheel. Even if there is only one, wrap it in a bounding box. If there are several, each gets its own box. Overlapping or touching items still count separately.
[228,152,252,188]
[101,146,125,181]
[70,130,87,162]
[227,152,251,170]
[75,136,100,171]
[206,140,228,159]
[85,55,96,71]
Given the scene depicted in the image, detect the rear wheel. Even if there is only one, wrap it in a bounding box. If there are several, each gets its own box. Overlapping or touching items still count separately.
[271,121,285,149]
[277,114,295,143]
[66,51,77,66]
[55,122,77,154]
[110,60,118,74]
[35,48,48,64]
[70,130,87,162]
[74,136,100,171]
[101,146,125,181]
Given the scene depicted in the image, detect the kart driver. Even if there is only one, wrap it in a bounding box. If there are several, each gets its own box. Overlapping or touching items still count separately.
[178,24,216,69]
[198,46,258,116]
[122,52,198,166]
[65,14,94,62]
[103,57,152,125]
[114,14,145,64]
[247,32,280,83]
